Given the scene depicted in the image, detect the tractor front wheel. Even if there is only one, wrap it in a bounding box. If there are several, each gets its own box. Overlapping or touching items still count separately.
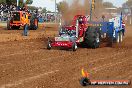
[34,19,38,29]
[30,18,38,30]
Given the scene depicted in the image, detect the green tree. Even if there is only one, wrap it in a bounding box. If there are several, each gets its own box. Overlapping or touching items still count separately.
[57,1,69,13]
[47,10,52,13]
[26,0,33,4]
[0,0,6,3]
[42,7,47,13]
[125,0,132,7]
[28,6,37,11]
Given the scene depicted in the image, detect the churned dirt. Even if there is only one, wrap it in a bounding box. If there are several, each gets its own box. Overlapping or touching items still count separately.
[0,23,132,88]
[0,23,58,42]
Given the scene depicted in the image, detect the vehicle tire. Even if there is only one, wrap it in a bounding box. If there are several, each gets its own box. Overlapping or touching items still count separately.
[34,18,38,29]
[119,31,123,43]
[30,18,38,30]
[84,26,101,48]
[47,41,52,50]
[80,77,91,86]
[7,20,11,30]
[14,26,20,29]
[11,26,15,30]
[72,42,77,51]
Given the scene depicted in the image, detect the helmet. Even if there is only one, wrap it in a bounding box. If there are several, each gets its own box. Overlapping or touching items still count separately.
[79,17,83,24]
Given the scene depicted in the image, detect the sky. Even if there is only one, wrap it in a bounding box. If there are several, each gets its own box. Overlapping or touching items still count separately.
[31,0,128,11]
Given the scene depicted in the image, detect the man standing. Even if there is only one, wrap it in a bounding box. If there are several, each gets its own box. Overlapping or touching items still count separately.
[22,14,29,36]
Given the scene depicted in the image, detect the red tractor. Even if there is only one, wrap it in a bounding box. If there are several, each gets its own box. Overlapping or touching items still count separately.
[47,15,101,51]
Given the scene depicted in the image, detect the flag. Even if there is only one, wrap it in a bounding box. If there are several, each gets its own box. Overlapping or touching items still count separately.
[17,0,19,6]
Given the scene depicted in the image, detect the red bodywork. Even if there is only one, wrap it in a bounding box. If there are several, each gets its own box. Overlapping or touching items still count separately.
[51,15,89,48]
[51,41,73,48]
[10,22,24,26]
[65,15,89,36]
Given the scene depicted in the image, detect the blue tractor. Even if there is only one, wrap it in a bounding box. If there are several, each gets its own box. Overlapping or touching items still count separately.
[82,12,125,49]
[99,12,125,46]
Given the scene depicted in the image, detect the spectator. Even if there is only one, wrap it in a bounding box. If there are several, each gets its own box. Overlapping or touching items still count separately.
[0,3,17,21]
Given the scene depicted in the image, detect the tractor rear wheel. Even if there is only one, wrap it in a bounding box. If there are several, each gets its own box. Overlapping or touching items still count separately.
[30,18,38,30]
[84,26,101,48]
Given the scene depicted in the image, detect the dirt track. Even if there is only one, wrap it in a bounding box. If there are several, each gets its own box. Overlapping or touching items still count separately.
[0,24,132,88]
[0,23,58,42]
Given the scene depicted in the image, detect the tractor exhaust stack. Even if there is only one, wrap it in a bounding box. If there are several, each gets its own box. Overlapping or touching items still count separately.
[76,20,79,38]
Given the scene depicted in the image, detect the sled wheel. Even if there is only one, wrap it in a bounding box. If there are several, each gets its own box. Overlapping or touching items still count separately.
[47,40,52,50]
[72,42,77,51]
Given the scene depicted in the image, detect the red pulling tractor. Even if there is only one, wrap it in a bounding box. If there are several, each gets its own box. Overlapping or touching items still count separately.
[47,15,101,51]
[47,12,125,51]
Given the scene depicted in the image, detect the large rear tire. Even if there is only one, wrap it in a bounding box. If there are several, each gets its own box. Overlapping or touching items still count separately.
[30,18,38,30]
[84,26,101,48]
